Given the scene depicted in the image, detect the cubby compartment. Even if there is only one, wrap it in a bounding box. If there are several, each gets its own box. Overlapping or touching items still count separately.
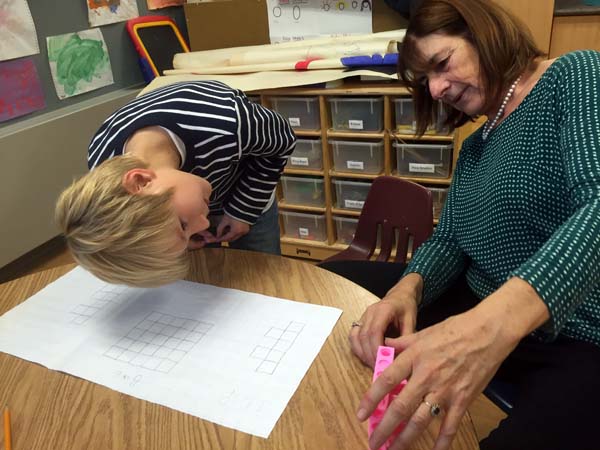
[328,97,383,132]
[428,187,449,220]
[333,215,359,245]
[288,138,323,169]
[281,211,327,241]
[280,175,325,207]
[393,98,416,133]
[394,142,453,179]
[332,179,372,210]
[270,96,320,130]
[330,139,384,174]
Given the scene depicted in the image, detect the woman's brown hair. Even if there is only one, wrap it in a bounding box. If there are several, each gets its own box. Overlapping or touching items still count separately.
[398,0,544,136]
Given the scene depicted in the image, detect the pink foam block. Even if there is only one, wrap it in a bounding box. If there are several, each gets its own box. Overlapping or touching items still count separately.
[368,346,407,450]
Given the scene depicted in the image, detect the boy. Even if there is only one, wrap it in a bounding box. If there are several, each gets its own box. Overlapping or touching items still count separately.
[56,81,296,287]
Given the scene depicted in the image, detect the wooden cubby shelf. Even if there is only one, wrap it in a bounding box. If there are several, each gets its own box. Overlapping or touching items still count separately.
[252,82,473,261]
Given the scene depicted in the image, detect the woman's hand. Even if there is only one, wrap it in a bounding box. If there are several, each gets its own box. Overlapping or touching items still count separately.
[357,277,550,450]
[349,273,423,367]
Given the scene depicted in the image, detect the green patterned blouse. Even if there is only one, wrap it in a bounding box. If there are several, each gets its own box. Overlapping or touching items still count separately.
[405,50,600,346]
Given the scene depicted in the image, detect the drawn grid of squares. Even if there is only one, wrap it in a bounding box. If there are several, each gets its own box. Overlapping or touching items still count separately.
[70,284,128,325]
[251,321,305,375]
[104,311,213,373]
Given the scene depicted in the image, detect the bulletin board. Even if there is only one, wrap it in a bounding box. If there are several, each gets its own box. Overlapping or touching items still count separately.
[0,0,187,128]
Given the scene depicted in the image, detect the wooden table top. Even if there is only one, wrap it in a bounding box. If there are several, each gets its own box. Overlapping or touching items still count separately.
[0,248,479,450]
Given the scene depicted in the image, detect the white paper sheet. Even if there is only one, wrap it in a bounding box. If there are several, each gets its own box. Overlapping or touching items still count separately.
[0,267,342,438]
[267,0,373,43]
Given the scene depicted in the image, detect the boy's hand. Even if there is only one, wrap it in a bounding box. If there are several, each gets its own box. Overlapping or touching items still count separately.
[188,230,217,250]
[215,215,250,243]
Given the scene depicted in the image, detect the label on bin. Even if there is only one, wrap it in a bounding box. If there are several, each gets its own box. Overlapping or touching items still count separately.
[288,117,301,127]
[347,160,364,170]
[409,163,435,173]
[291,156,309,166]
[348,119,364,130]
[345,199,365,209]
[298,227,309,237]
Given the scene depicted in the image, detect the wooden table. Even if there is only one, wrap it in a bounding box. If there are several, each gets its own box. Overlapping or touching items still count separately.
[0,249,479,450]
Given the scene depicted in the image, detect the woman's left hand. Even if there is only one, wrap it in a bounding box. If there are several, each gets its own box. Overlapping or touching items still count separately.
[358,306,516,450]
[215,215,251,243]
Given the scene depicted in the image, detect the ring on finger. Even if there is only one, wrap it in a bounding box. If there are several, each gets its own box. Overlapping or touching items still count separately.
[351,321,362,328]
[423,399,442,417]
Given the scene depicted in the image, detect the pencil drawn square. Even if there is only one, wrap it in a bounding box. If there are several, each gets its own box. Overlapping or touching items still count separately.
[288,322,305,332]
[127,328,144,340]
[129,341,146,353]
[174,328,190,339]
[154,347,172,359]
[158,359,176,373]
[141,344,159,356]
[266,328,284,339]
[151,334,168,346]
[105,346,124,359]
[257,360,277,375]
[163,325,178,336]
[118,350,137,362]
[142,357,162,370]
[266,350,284,363]
[150,323,165,333]
[281,331,297,341]
[274,340,293,352]
[165,337,182,349]
[177,340,194,352]
[251,346,270,359]
[140,331,157,343]
[170,350,186,362]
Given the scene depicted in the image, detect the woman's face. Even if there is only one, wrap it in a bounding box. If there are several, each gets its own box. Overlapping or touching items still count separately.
[414,33,487,116]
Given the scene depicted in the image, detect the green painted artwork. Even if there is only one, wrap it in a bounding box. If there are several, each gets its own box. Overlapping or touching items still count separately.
[47,29,114,99]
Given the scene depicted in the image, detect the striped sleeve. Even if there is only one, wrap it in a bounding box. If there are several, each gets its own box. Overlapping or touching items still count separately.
[223,94,297,224]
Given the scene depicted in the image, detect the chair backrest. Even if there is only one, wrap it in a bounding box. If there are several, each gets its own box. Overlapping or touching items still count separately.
[325,176,434,264]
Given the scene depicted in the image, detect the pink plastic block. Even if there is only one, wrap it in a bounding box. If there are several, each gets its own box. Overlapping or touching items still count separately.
[368,346,407,450]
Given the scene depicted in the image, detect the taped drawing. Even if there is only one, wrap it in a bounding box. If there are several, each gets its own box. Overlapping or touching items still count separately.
[0,0,40,61]
[47,29,114,99]
[147,0,185,10]
[87,0,139,27]
[0,57,45,122]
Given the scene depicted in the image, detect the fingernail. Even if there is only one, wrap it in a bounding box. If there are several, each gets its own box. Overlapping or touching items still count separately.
[357,408,367,421]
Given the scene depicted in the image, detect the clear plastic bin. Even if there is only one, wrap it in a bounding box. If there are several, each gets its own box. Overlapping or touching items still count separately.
[328,97,383,132]
[270,96,320,130]
[281,211,327,241]
[288,138,323,169]
[330,139,384,174]
[280,175,325,207]
[394,142,453,179]
[332,179,372,210]
[428,187,449,220]
[393,98,416,133]
[333,215,359,244]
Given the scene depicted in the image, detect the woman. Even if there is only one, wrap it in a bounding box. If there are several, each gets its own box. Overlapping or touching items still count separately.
[349,1,600,449]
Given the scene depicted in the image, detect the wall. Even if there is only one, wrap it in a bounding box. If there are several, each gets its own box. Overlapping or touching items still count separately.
[0,1,186,268]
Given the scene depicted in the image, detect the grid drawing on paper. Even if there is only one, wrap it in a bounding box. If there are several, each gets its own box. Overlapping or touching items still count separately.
[70,284,128,325]
[104,311,213,373]
[250,321,305,374]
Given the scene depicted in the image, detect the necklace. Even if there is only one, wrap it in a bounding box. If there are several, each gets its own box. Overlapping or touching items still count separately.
[482,76,521,140]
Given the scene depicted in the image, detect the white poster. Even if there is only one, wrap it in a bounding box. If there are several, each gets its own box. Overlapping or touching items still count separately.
[267,0,373,43]
[0,0,40,62]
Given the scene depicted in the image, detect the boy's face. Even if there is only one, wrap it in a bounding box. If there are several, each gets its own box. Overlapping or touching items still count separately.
[145,168,212,251]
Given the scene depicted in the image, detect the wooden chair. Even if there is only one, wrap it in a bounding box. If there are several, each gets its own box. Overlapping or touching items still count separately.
[322,176,434,264]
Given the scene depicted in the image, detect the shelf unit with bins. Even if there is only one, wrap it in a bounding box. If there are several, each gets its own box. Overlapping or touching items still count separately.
[250,82,471,262]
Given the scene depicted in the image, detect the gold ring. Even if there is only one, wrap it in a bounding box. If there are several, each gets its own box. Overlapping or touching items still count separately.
[351,321,362,328]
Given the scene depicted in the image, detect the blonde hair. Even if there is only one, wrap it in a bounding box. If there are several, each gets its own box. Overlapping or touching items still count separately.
[55,154,189,287]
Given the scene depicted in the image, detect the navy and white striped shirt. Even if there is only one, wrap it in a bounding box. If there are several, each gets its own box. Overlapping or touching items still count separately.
[88,81,296,224]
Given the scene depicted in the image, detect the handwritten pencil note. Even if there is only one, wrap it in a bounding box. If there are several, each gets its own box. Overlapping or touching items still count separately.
[0,267,341,437]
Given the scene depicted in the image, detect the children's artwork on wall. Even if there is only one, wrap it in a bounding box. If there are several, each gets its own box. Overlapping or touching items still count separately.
[47,29,114,100]
[87,0,140,27]
[147,0,185,10]
[0,0,40,62]
[0,57,46,122]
